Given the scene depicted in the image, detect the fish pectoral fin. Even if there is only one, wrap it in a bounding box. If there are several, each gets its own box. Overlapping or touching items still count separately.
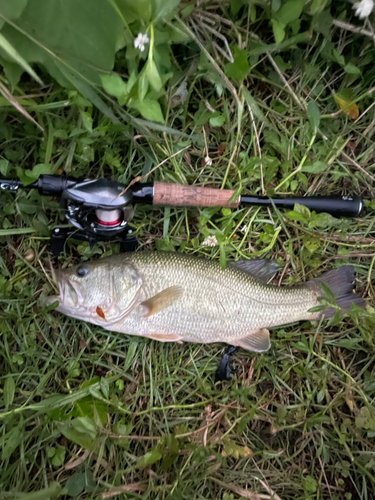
[142,285,183,317]
[231,328,270,352]
[147,333,183,343]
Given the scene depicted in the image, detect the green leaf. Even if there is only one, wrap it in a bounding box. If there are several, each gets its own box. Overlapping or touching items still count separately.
[153,0,180,21]
[65,473,86,497]
[0,158,10,176]
[165,434,179,454]
[72,381,107,424]
[17,197,40,214]
[332,49,346,67]
[161,452,178,471]
[308,212,337,228]
[286,210,308,222]
[115,379,124,390]
[1,424,23,460]
[58,64,120,124]
[146,58,163,92]
[58,417,97,450]
[112,421,132,449]
[310,0,328,15]
[209,113,225,127]
[1,0,122,85]
[274,0,304,25]
[193,101,212,126]
[344,63,361,75]
[319,282,336,303]
[0,0,29,19]
[16,163,51,185]
[136,447,162,468]
[294,202,311,217]
[222,439,252,459]
[308,304,326,313]
[129,98,164,123]
[273,55,291,71]
[241,87,267,123]
[181,3,194,17]
[302,235,321,253]
[100,74,128,100]
[51,446,66,467]
[4,376,15,409]
[79,110,92,133]
[100,377,109,399]
[0,32,43,84]
[307,100,320,134]
[271,19,285,44]
[120,0,152,22]
[138,70,149,101]
[47,447,56,459]
[224,48,250,80]
[355,407,375,431]
[302,161,327,173]
[303,475,317,493]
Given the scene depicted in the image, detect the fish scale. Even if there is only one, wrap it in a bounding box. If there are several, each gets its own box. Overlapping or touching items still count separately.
[49,251,364,352]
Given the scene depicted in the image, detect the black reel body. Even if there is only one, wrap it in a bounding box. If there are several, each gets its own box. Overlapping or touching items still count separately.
[0,175,142,255]
[62,179,134,237]
[51,178,136,255]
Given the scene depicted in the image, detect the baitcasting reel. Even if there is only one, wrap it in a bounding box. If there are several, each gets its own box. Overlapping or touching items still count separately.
[0,175,152,254]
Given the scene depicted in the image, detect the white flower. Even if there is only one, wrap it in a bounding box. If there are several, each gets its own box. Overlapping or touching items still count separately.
[204,155,212,166]
[353,0,374,18]
[202,235,218,247]
[134,33,149,52]
[241,225,248,233]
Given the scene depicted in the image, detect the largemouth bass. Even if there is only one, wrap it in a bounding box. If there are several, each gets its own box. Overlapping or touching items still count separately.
[47,252,364,352]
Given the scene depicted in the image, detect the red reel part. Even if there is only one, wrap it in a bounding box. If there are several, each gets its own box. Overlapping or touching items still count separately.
[95,208,123,227]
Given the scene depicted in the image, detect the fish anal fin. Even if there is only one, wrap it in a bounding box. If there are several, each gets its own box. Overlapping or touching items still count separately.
[231,328,270,352]
[148,333,183,344]
[142,285,183,317]
[229,259,280,283]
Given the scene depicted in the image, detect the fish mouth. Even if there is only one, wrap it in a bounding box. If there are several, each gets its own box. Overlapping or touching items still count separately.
[46,271,87,317]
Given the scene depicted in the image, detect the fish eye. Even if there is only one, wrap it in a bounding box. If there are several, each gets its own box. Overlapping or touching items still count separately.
[76,265,89,278]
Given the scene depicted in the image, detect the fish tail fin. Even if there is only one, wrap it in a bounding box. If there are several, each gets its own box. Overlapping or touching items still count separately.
[309,265,365,318]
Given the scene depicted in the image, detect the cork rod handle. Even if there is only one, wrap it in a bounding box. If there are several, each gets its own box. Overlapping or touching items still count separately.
[153,182,239,208]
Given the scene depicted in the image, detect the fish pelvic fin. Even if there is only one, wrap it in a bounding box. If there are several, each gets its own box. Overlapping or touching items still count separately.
[147,332,183,343]
[308,265,365,319]
[142,285,183,317]
[231,328,270,352]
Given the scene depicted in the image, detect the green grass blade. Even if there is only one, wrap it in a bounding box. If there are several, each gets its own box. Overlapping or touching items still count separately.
[0,32,43,85]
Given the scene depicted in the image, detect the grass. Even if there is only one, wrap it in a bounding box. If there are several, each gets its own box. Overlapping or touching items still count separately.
[1,1,375,499]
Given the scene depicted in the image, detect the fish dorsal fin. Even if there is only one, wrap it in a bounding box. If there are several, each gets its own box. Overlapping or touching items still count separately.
[231,328,271,352]
[229,259,280,283]
[142,286,183,317]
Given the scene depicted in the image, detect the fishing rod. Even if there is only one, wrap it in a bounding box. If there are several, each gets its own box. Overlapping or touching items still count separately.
[0,174,364,255]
